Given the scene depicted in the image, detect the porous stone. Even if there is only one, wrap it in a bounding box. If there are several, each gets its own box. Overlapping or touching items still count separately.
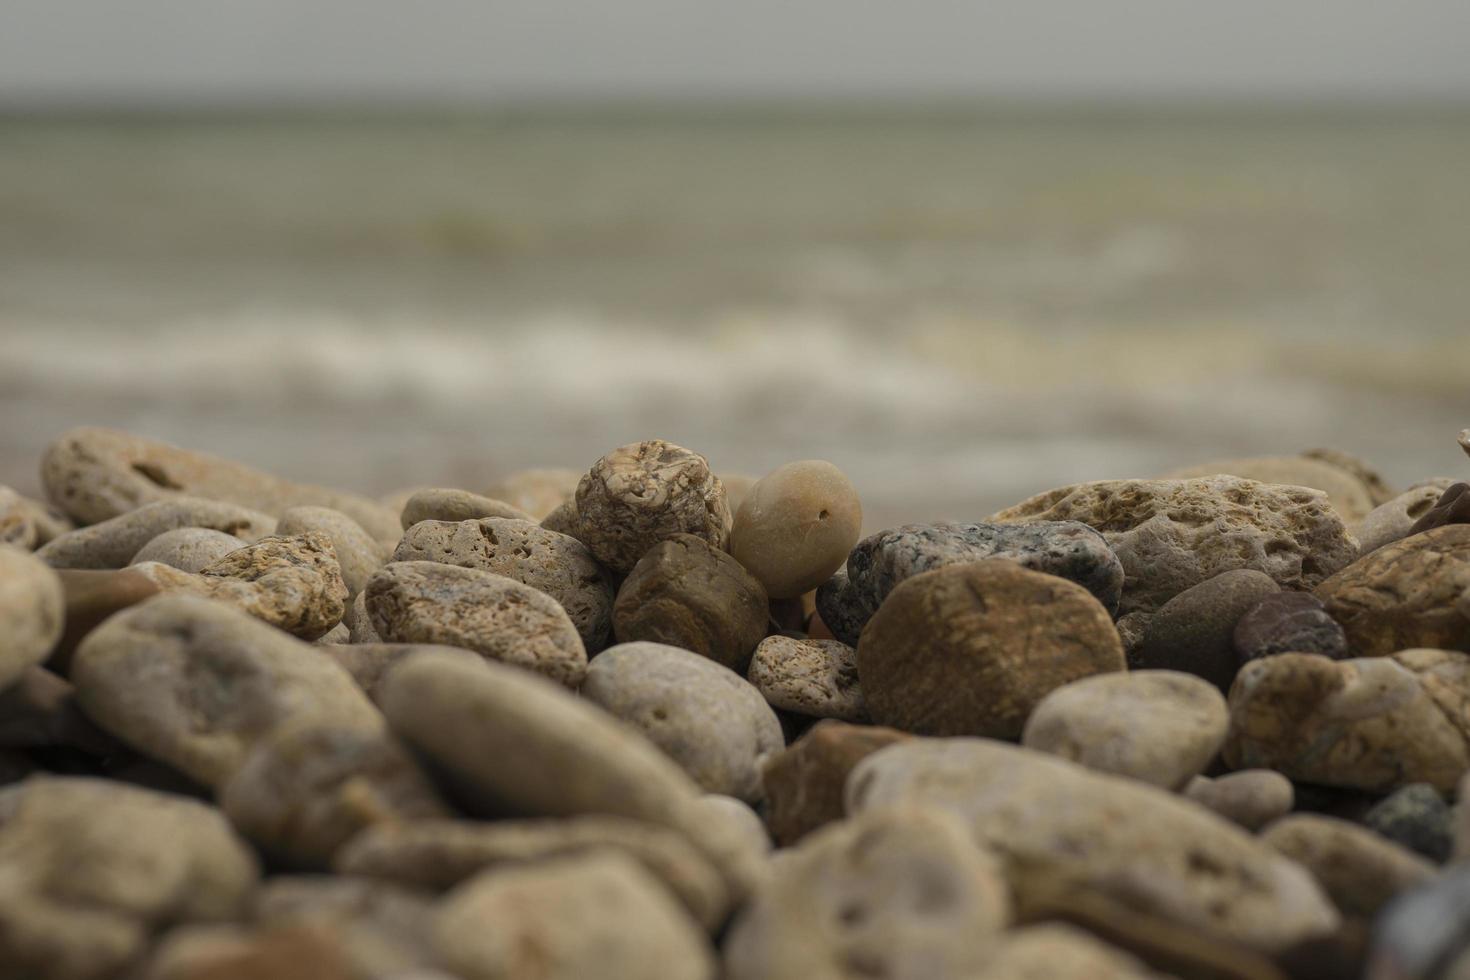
[71,595,380,788]
[483,467,581,520]
[1365,864,1470,980]
[366,561,587,686]
[1314,524,1470,657]
[1133,569,1281,690]
[612,534,767,671]
[1363,783,1453,863]
[315,622,350,644]
[37,497,275,569]
[816,521,1123,647]
[722,807,1011,980]
[728,460,862,599]
[846,738,1340,954]
[747,635,865,722]
[434,853,715,980]
[1166,455,1376,524]
[573,440,731,573]
[130,528,247,573]
[1357,482,1457,555]
[0,485,72,549]
[1183,770,1294,832]
[1301,448,1397,507]
[253,875,444,979]
[0,545,65,689]
[857,560,1125,737]
[40,426,399,541]
[991,476,1357,625]
[1224,649,1470,794]
[1261,814,1435,917]
[1234,591,1347,663]
[394,518,613,653]
[1409,482,1470,536]
[580,641,783,803]
[760,720,909,846]
[278,506,388,597]
[1021,669,1227,789]
[970,925,1165,980]
[398,488,534,529]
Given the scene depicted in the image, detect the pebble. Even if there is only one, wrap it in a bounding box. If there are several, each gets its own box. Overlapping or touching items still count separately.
[1184,770,1294,831]
[718,473,758,514]
[1132,569,1280,689]
[482,467,581,520]
[394,517,614,653]
[728,460,861,599]
[580,641,783,803]
[747,635,866,721]
[143,924,355,980]
[690,794,771,854]
[1301,448,1398,507]
[539,498,581,537]
[365,560,587,687]
[1020,669,1228,789]
[1408,481,1470,536]
[846,738,1340,953]
[760,719,909,846]
[1261,814,1436,918]
[0,665,120,756]
[573,439,731,573]
[1314,524,1470,656]
[1356,481,1457,554]
[397,488,535,528]
[1224,649,1470,794]
[0,545,65,689]
[130,527,247,572]
[967,925,1166,980]
[277,505,388,596]
[857,560,1125,737]
[1233,591,1348,663]
[37,496,276,569]
[0,485,72,549]
[1166,454,1378,524]
[1362,783,1453,863]
[722,807,1011,980]
[1364,864,1470,980]
[433,853,715,980]
[254,876,443,980]
[816,520,1123,646]
[612,534,768,671]
[317,642,484,704]
[346,590,380,643]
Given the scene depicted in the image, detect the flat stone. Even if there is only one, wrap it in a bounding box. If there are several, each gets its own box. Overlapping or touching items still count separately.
[1166,455,1377,524]
[1184,770,1294,832]
[483,467,581,520]
[760,720,909,846]
[1261,814,1436,917]
[37,497,275,569]
[857,560,1125,737]
[747,636,865,722]
[398,488,535,529]
[130,528,247,572]
[1408,481,1470,536]
[1133,569,1280,691]
[0,545,65,689]
[729,460,862,599]
[278,506,388,597]
[1233,591,1347,663]
[1363,784,1453,863]
[1357,482,1457,555]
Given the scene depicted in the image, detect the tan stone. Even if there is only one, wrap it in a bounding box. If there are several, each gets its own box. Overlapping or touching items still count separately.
[130,528,247,572]
[1166,455,1376,524]
[0,485,72,550]
[278,506,387,597]
[254,876,443,979]
[1301,448,1397,507]
[1262,814,1435,918]
[729,460,862,599]
[1185,770,1294,831]
[969,925,1166,980]
[37,497,275,569]
[317,642,482,704]
[0,545,65,689]
[747,636,866,722]
[760,720,909,846]
[398,488,534,529]
[143,925,355,980]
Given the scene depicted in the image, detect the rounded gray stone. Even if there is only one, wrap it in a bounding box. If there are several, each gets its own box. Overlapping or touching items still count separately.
[1133,568,1280,691]
[129,528,246,573]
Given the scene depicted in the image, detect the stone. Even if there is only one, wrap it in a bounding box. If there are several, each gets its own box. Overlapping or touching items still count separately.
[51,567,164,672]
[317,642,482,704]
[1021,669,1227,789]
[40,426,399,541]
[130,528,247,572]
[0,545,65,689]
[346,590,380,643]
[1363,783,1453,863]
[434,853,715,980]
[760,720,909,846]
[1166,455,1377,524]
[1409,482,1470,536]
[857,560,1125,737]
[1133,569,1280,690]
[1184,771,1294,832]
[0,666,120,755]
[991,476,1357,624]
[722,807,1011,980]
[1462,429,1470,459]
[366,560,587,686]
[1301,448,1397,507]
[1223,649,1470,794]
[0,776,259,980]
[539,499,580,537]
[728,460,862,599]
[690,794,770,854]
[336,816,731,931]
[1233,590,1348,664]
[1261,814,1436,917]
[1314,525,1470,656]
[816,521,1123,647]
[1357,483,1457,555]
[718,473,758,514]
[483,467,581,520]
[0,485,72,550]
[1365,864,1470,980]
[72,595,381,788]
[968,925,1165,980]
[747,635,865,722]
[142,924,355,980]
[846,738,1340,954]
[393,518,614,653]
[278,506,388,597]
[254,876,443,979]
[315,622,350,644]
[573,440,731,573]
[398,488,535,529]
[580,642,783,803]
[611,534,767,671]
[37,497,275,569]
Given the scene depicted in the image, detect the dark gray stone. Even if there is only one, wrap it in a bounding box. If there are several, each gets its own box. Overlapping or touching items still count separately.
[1233,591,1348,663]
[1133,569,1279,692]
[1363,784,1453,864]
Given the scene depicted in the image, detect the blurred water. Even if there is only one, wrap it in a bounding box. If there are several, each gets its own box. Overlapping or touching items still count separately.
[2,107,1467,526]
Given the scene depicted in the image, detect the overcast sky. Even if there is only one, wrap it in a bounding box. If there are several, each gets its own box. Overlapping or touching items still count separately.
[3,0,1469,108]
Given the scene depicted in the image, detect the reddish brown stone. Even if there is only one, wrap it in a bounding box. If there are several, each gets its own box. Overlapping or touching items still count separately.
[760,719,908,845]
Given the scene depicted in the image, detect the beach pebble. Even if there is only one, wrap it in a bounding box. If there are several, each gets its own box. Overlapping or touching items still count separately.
[816,520,1123,646]
[0,485,72,549]
[573,440,731,573]
[968,925,1164,980]
[1183,770,1294,831]
[857,560,1125,737]
[1166,454,1377,524]
[1363,783,1453,863]
[365,561,587,687]
[1261,814,1435,917]
[434,853,715,980]
[37,496,275,569]
[539,498,581,537]
[395,517,614,653]
[1233,591,1347,663]
[847,738,1339,954]
[612,534,767,671]
[317,642,481,704]
[580,641,783,803]
[722,807,1010,980]
[278,506,387,596]
[1408,481,1470,536]
[482,467,581,520]
[398,488,535,529]
[71,595,380,788]
[747,635,866,721]
[143,924,355,980]
[1301,448,1397,507]
[0,545,65,689]
[1314,524,1470,656]
[254,876,443,980]
[1133,569,1280,690]
[1365,864,1470,980]
[728,460,861,599]
[1021,669,1228,789]
[1224,649,1470,794]
[1356,482,1457,554]
[346,590,380,643]
[129,527,247,572]
[690,794,770,854]
[760,719,909,846]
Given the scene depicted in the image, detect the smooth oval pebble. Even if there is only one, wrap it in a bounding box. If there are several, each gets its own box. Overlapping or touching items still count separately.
[729,460,861,600]
[746,635,866,722]
[1133,569,1281,691]
[1260,814,1435,917]
[129,528,247,573]
[1356,482,1457,555]
[1184,770,1294,832]
[398,488,535,529]
[0,545,65,690]
[37,497,276,570]
[1408,482,1470,536]
[1233,591,1347,663]
[277,506,387,597]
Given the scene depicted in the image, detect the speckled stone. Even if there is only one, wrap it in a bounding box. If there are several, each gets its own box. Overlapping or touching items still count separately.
[130,528,246,573]
[1183,770,1294,832]
[0,545,65,690]
[1261,814,1435,917]
[346,591,380,643]
[760,720,909,846]
[37,497,276,569]
[729,460,862,600]
[1361,783,1453,863]
[1233,591,1347,663]
[1166,455,1377,524]
[816,521,1123,646]
[277,506,388,597]
[398,488,535,529]
[1133,569,1280,691]
[747,636,865,722]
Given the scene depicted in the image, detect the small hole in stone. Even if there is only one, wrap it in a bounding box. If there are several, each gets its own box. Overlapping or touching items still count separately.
[132,461,183,490]
[652,707,668,721]
[837,900,866,926]
[818,510,830,521]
